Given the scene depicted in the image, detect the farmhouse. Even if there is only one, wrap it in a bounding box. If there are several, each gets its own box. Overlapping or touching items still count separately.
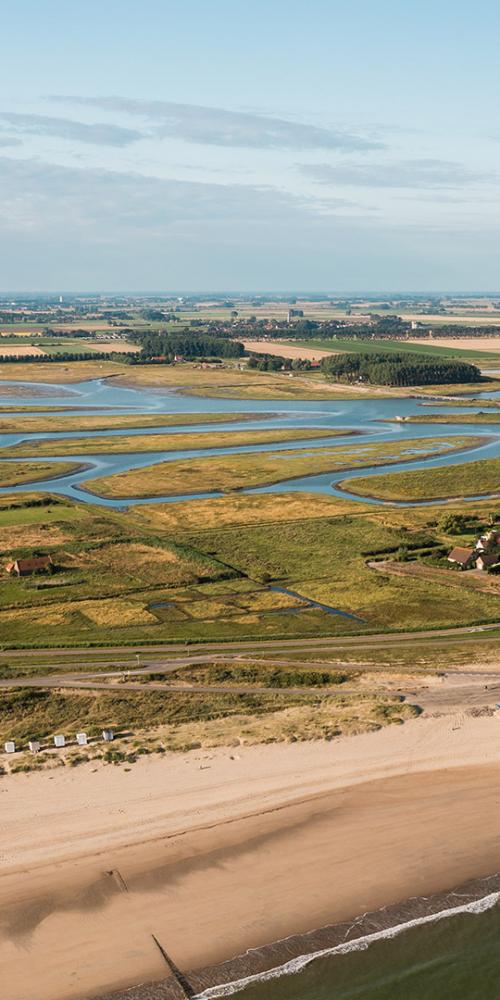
[476,552,500,572]
[447,547,476,570]
[447,525,500,572]
[6,555,53,577]
[476,530,500,551]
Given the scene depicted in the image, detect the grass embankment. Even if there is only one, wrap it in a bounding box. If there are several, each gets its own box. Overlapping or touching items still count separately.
[1,427,351,459]
[0,412,272,433]
[258,634,500,672]
[0,461,81,488]
[342,456,500,502]
[84,436,484,498]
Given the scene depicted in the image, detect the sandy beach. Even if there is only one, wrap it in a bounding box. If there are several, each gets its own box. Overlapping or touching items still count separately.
[3,712,500,1000]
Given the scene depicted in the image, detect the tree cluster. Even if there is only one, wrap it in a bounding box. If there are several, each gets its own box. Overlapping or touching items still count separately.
[321,352,482,386]
[247,354,312,371]
[130,331,245,361]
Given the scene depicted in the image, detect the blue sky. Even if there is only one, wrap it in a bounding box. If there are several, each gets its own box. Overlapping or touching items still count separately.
[1,0,500,292]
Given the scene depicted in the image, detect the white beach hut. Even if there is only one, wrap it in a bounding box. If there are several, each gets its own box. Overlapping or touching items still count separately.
[28,740,41,753]
[53,735,65,748]
[102,729,114,742]
[4,741,15,754]
[76,732,88,746]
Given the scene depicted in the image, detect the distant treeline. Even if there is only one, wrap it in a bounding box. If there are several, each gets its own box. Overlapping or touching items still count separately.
[409,324,500,339]
[0,351,134,364]
[321,352,482,386]
[129,331,245,361]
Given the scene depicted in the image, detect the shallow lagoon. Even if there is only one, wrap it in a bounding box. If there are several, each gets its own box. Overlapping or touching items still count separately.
[0,377,499,508]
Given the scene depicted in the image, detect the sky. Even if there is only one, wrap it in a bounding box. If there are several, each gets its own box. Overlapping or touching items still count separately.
[1,0,500,293]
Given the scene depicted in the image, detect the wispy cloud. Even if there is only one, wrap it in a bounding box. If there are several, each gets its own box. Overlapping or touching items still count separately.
[1,155,498,291]
[299,159,492,188]
[0,112,144,147]
[0,156,329,237]
[51,96,383,151]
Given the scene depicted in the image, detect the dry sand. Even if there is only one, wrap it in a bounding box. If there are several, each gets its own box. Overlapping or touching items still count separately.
[3,713,500,1000]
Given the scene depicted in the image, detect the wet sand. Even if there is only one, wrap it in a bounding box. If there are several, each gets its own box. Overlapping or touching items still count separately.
[3,714,500,1000]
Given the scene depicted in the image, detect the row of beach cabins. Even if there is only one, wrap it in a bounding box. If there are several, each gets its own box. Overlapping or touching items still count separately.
[4,729,115,755]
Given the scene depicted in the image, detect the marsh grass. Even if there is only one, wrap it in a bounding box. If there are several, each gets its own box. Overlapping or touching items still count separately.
[85,436,483,498]
[343,456,500,501]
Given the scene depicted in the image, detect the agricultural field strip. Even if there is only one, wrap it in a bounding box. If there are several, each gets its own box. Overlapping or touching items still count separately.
[291,337,500,363]
[83,435,486,498]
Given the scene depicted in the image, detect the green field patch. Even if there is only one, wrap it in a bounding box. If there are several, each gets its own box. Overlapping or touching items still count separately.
[183,514,500,631]
[2,494,500,648]
[293,337,500,363]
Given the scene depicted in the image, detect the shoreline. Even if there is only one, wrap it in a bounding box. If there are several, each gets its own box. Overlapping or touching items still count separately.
[4,715,500,1000]
[99,871,500,1000]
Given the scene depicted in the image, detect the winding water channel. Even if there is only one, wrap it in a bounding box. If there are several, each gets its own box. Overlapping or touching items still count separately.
[0,376,499,508]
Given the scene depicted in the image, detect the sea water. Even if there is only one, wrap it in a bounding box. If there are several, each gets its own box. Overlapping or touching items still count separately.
[197,897,500,1000]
